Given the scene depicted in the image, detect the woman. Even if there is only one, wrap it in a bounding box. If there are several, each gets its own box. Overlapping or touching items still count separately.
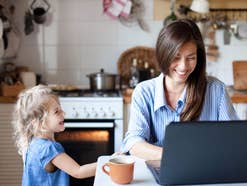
[121,19,238,160]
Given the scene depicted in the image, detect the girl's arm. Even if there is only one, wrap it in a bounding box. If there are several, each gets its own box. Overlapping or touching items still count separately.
[51,153,96,179]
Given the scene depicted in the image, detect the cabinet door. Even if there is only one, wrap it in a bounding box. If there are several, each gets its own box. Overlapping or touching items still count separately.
[233,103,247,120]
[0,104,23,186]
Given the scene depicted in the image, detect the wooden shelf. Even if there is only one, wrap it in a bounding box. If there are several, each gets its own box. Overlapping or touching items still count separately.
[154,0,247,21]
[0,96,17,103]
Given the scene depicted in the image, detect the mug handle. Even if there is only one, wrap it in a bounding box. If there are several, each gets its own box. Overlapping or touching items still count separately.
[102,163,110,176]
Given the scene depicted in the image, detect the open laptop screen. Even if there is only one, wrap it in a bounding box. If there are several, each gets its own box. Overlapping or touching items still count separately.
[148,120,247,185]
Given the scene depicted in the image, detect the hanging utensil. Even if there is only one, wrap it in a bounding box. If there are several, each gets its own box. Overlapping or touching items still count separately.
[222,15,231,45]
[0,5,11,50]
[30,0,50,24]
[24,10,34,35]
[3,4,21,59]
[163,0,177,27]
[223,28,231,45]
[230,22,247,40]
[0,19,4,58]
[213,14,231,45]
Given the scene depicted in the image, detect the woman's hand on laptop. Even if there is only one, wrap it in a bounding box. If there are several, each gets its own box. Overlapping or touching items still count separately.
[129,141,162,160]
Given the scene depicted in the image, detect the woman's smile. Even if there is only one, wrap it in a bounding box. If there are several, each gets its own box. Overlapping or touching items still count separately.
[174,69,188,77]
[168,41,197,84]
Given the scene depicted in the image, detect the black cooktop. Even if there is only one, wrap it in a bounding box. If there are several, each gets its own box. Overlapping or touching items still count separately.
[54,89,121,97]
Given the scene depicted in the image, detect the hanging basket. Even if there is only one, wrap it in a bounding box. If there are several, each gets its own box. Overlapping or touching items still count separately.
[117,46,160,87]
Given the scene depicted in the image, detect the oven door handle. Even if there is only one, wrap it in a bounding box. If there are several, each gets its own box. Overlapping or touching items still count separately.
[64,122,114,128]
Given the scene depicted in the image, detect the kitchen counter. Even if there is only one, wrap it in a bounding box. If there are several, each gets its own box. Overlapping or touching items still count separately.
[94,155,247,186]
[1,86,247,104]
[0,96,17,103]
[123,86,247,104]
[227,86,247,103]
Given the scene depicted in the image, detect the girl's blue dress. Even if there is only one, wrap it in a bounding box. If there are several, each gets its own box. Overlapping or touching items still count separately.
[22,137,69,186]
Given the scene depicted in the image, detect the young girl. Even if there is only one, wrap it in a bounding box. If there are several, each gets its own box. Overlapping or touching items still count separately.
[12,85,96,186]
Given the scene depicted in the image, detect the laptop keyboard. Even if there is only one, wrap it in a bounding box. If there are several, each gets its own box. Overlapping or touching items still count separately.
[145,160,161,184]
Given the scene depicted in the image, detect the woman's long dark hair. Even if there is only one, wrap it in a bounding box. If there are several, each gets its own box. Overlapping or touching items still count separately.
[156,19,207,121]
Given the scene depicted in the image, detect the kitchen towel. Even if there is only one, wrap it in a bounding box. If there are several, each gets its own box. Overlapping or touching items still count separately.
[103,0,132,19]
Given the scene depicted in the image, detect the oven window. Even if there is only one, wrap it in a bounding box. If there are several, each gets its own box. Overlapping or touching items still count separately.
[56,129,114,163]
[55,128,114,186]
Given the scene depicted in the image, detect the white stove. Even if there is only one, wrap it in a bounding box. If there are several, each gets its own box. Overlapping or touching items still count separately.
[58,90,124,151]
[60,97,123,120]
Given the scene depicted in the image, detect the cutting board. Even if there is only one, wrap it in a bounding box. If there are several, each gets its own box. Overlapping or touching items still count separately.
[233,61,247,90]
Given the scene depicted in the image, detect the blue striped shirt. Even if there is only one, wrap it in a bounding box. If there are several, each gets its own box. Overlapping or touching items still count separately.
[121,73,239,153]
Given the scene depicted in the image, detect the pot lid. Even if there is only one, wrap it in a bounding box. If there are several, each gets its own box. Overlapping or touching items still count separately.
[87,68,117,77]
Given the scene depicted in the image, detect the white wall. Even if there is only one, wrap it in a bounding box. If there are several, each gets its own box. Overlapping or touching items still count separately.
[207,30,247,85]
[5,0,247,86]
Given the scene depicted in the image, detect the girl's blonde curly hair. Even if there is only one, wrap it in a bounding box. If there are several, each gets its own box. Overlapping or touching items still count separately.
[12,85,56,156]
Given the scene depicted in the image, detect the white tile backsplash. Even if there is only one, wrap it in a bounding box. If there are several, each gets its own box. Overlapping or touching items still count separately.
[45,46,80,70]
[78,0,108,21]
[51,0,80,21]
[21,25,44,46]
[11,0,247,86]
[83,21,118,45]
[82,45,119,72]
[45,69,82,85]
[142,0,154,20]
[17,46,44,72]
[44,21,81,45]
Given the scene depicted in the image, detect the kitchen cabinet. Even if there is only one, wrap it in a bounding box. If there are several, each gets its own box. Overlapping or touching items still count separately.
[0,104,23,186]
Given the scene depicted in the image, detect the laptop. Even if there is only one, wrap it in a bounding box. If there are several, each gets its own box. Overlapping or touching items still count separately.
[146,120,247,185]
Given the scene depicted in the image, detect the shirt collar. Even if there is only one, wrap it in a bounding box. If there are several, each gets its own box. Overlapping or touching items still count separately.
[154,73,166,111]
[176,86,187,113]
[154,73,187,112]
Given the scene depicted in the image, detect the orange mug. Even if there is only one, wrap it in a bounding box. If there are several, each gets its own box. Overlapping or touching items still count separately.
[102,155,135,184]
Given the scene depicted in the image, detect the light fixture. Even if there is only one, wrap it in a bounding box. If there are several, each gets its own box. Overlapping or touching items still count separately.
[190,0,209,14]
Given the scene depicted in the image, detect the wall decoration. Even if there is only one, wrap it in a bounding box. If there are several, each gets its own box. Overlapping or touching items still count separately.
[103,0,149,31]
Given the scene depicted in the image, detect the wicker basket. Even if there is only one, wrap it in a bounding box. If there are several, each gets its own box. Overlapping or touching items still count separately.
[117,46,160,87]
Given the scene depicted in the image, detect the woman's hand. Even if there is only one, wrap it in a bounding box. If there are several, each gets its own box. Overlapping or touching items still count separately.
[129,141,162,160]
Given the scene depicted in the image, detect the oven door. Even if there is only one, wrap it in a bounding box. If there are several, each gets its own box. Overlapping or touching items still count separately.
[55,120,115,186]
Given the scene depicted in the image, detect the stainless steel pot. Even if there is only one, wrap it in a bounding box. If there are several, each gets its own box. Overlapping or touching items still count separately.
[87,69,117,91]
